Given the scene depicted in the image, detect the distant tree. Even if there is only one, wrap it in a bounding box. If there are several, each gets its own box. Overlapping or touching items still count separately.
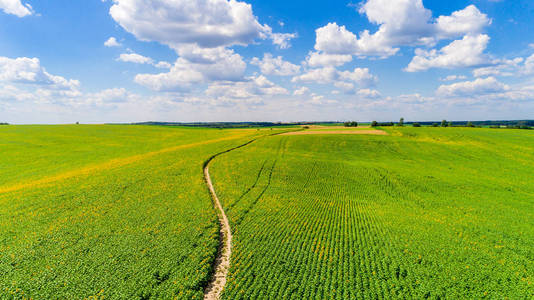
[466,121,474,127]
[432,123,439,127]
[441,120,448,127]
[398,118,404,127]
[448,122,453,127]
[76,121,79,125]
[371,121,378,127]
[344,121,358,127]
[0,122,8,125]
[412,123,421,127]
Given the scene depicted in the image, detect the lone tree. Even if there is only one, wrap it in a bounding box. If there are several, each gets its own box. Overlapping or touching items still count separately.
[371,121,378,127]
[441,120,448,127]
[344,121,358,127]
[398,118,404,127]
[412,122,421,127]
[466,121,474,127]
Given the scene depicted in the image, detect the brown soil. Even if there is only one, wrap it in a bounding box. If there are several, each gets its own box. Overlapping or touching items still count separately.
[203,165,232,300]
[281,130,387,136]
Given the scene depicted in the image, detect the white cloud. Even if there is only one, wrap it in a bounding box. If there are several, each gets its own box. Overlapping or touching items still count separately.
[473,55,534,77]
[154,61,172,69]
[109,0,295,94]
[0,0,33,17]
[292,67,338,84]
[117,53,153,64]
[293,86,309,96]
[357,89,381,99]
[435,5,491,39]
[313,2,490,59]
[339,68,378,87]
[251,53,300,76]
[314,23,361,55]
[306,51,352,67]
[309,93,338,105]
[436,77,509,97]
[525,54,534,74]
[0,56,80,91]
[270,32,297,49]
[204,75,288,104]
[405,34,490,72]
[135,46,246,91]
[292,67,377,88]
[104,37,122,47]
[440,75,468,81]
[529,43,534,49]
[109,0,271,49]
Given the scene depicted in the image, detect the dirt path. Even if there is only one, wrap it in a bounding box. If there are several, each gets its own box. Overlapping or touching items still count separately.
[203,164,232,300]
[202,131,295,299]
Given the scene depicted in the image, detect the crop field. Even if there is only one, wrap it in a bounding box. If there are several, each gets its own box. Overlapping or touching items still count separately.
[210,127,534,299]
[0,125,269,299]
[1,125,533,299]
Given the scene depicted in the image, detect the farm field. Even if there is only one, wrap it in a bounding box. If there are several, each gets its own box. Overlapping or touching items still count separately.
[1,125,533,299]
[0,125,271,299]
[210,127,534,299]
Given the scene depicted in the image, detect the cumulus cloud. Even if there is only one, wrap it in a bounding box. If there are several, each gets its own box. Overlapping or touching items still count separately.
[251,53,300,76]
[473,55,534,77]
[357,88,381,99]
[204,75,288,104]
[293,86,310,96]
[305,51,353,68]
[405,34,490,72]
[0,0,33,17]
[440,75,468,81]
[117,53,153,64]
[270,32,297,49]
[104,37,121,47]
[436,77,509,97]
[0,56,80,91]
[109,0,294,94]
[314,1,490,59]
[292,67,377,93]
[109,0,271,49]
[134,46,246,91]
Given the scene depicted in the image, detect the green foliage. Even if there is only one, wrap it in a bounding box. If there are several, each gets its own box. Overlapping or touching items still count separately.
[412,122,421,127]
[371,121,378,127]
[343,121,358,127]
[0,125,268,299]
[211,127,534,299]
[398,118,404,127]
[441,120,448,127]
[466,121,474,127]
[432,123,439,127]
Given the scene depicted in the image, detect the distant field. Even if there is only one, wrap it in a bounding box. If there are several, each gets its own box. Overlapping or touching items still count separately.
[1,125,533,299]
[210,127,534,299]
[0,125,269,299]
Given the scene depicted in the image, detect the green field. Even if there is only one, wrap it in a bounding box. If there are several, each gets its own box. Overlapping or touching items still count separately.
[1,125,533,299]
[210,127,534,299]
[0,125,270,299]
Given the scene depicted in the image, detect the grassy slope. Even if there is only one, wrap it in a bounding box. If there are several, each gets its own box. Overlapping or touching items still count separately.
[210,127,534,299]
[0,125,269,299]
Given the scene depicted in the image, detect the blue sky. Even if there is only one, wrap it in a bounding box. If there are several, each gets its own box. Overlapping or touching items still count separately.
[0,0,533,124]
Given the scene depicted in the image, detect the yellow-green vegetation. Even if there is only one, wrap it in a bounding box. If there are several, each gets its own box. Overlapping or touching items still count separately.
[2,125,533,299]
[0,125,269,299]
[210,127,534,299]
